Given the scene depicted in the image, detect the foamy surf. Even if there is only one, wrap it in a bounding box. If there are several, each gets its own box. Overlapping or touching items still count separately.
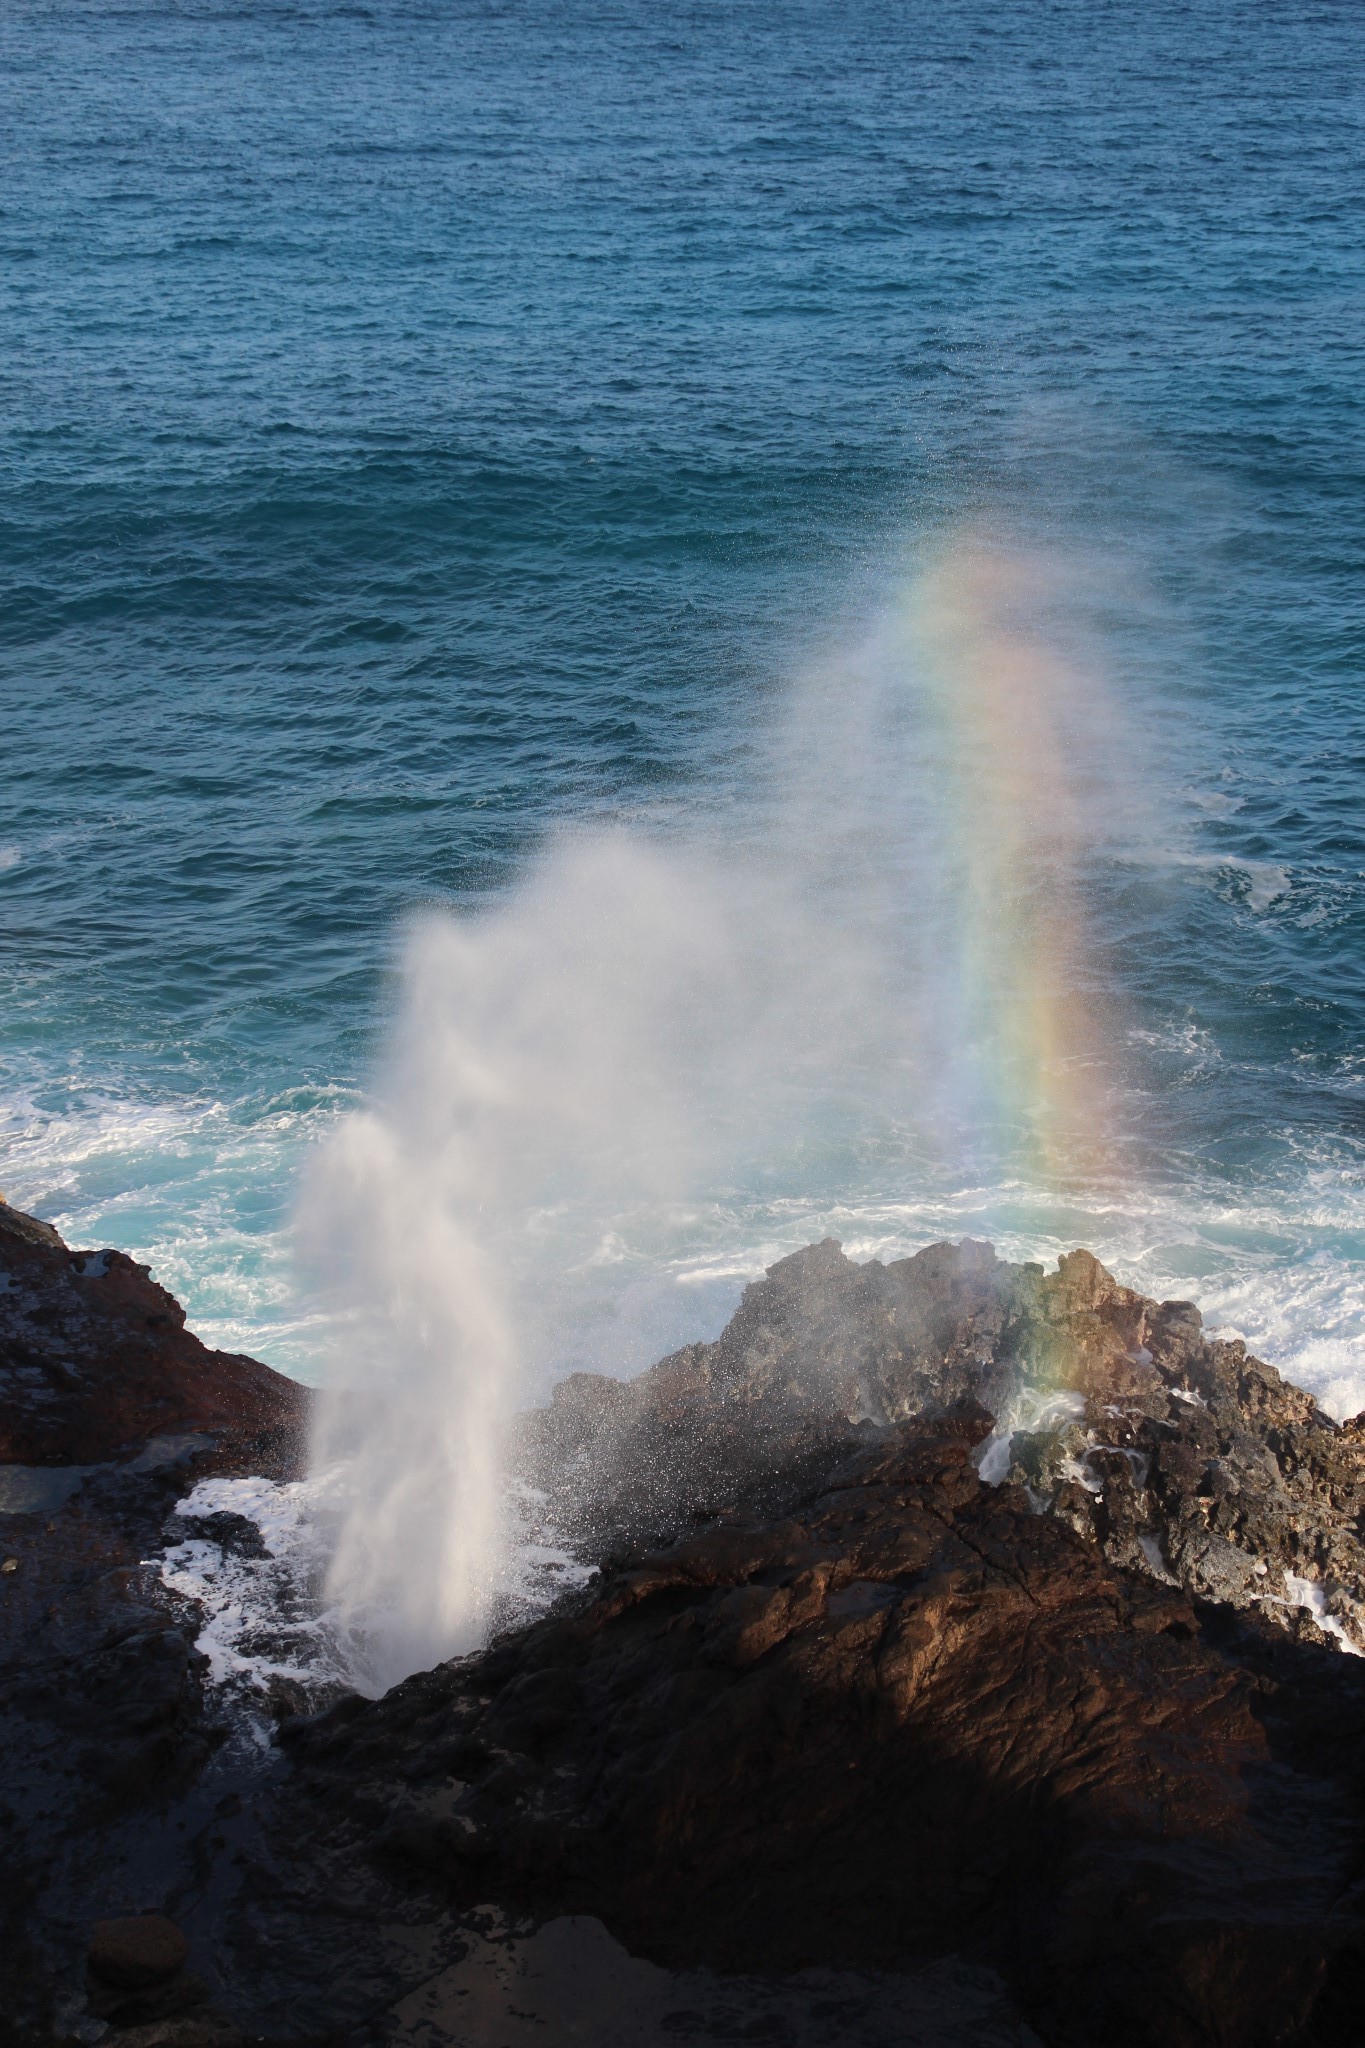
[157,1470,352,1721]
[0,1081,356,1378]
[158,1467,595,1711]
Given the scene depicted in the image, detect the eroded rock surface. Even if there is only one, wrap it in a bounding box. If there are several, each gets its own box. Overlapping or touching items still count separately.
[520,1237,1365,1654]
[0,1198,310,2048]
[285,1404,1365,2047]
[6,1210,1365,2048]
[0,1197,306,1470]
[2,1206,1042,2048]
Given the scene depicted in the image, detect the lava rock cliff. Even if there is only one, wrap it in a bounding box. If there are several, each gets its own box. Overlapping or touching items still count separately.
[4,1202,1365,2048]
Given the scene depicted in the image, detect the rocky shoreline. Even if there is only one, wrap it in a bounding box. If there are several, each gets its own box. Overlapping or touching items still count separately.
[520,1235,1365,1655]
[3,1196,1363,2046]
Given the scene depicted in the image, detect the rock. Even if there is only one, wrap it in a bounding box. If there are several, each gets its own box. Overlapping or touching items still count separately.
[0,1194,307,1472]
[169,1509,270,1559]
[0,1201,311,2046]
[107,2020,246,2048]
[284,1406,1365,2047]
[85,1917,211,2033]
[518,1237,1365,1656]
[88,1913,190,1987]
[7,1205,1365,2047]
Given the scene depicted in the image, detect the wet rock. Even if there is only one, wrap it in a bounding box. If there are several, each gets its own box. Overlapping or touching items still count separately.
[168,1510,270,1560]
[519,1236,1365,1656]
[7,1204,1365,2047]
[0,1202,311,2047]
[106,2021,246,2048]
[85,1917,213,2033]
[89,1913,189,1989]
[0,1194,307,1472]
[284,1408,1365,2048]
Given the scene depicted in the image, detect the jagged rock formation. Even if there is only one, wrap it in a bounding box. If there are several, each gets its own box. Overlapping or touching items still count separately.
[520,1236,1365,1653]
[0,1196,306,1470]
[286,1406,1365,2048]
[5,1205,1365,2048]
[0,1198,310,2048]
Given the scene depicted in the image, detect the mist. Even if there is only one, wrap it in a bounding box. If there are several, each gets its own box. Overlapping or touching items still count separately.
[298,530,1155,1692]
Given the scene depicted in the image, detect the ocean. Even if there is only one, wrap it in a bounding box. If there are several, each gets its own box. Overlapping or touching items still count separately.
[2,0,1363,1422]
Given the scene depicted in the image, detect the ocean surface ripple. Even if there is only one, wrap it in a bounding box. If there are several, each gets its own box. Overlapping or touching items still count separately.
[1,0,1361,1408]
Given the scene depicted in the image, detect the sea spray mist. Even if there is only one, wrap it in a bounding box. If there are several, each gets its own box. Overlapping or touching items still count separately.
[299,533,1158,1688]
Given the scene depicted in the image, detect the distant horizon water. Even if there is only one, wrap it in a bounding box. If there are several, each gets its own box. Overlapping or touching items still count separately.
[2,1,1362,1426]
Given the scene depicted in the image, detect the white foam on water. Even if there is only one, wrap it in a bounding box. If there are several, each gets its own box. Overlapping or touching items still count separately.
[1282,1573,1364,1657]
[157,1471,351,1705]
[0,1082,355,1378]
[158,1466,594,1706]
[974,1387,1087,1485]
[1187,791,1245,817]
[1160,848,1291,912]
[1243,862,1291,912]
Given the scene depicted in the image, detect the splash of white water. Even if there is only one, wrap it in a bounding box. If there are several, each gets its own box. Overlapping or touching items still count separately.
[298,532,1159,1692]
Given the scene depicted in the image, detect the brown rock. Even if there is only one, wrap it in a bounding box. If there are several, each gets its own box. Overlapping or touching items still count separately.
[285,1410,1365,2047]
[8,1216,1365,2047]
[0,1196,307,1472]
[88,1913,189,1988]
[518,1236,1365,1655]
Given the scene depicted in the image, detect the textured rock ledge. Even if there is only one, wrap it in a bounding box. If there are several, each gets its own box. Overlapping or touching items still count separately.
[0,1197,309,2048]
[519,1236,1365,1653]
[5,1204,1365,2047]
[0,1195,306,1472]
[287,1405,1365,2047]
[275,1237,1365,2046]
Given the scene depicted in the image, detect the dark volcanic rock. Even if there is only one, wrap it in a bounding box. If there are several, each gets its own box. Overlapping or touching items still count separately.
[520,1237,1365,1653]
[0,1199,310,2048]
[0,1196,307,1471]
[4,1206,1032,2048]
[88,1915,190,1990]
[284,1406,1365,2047]
[7,1209,1365,2047]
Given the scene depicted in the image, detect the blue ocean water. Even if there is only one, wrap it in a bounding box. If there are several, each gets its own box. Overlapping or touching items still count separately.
[1,1,1362,1404]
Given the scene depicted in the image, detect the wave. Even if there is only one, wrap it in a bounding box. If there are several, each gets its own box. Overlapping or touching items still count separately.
[0,1081,356,1377]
